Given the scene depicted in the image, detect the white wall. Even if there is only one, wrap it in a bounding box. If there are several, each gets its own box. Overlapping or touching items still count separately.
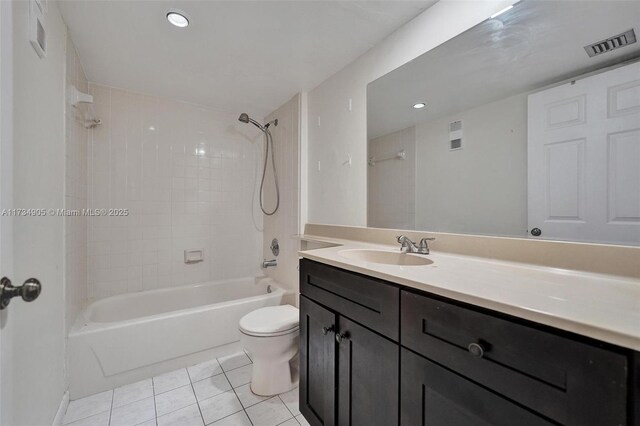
[415,93,528,236]
[1,1,68,424]
[262,95,300,299]
[87,84,263,299]
[368,126,416,230]
[65,36,88,335]
[307,0,515,226]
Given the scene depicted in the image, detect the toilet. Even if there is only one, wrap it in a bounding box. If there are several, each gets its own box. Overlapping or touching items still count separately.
[239,305,300,396]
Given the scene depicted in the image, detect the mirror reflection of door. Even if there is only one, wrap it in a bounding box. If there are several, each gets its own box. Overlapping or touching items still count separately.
[528,61,640,245]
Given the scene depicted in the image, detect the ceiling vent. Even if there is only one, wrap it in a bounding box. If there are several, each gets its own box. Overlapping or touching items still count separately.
[449,120,463,151]
[584,29,636,58]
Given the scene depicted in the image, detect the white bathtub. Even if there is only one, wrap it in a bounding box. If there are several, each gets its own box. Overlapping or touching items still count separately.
[69,276,286,398]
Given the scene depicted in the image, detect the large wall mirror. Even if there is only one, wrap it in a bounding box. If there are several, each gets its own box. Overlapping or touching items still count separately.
[367,0,640,246]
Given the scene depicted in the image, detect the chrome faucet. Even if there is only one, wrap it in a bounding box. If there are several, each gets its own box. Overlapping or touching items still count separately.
[396,235,435,255]
[397,235,418,253]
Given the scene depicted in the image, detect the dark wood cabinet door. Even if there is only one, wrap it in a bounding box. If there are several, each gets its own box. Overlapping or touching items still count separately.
[300,296,338,426]
[400,348,553,426]
[336,316,399,426]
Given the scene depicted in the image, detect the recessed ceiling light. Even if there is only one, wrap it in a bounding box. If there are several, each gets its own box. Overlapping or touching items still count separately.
[413,102,426,109]
[167,11,189,28]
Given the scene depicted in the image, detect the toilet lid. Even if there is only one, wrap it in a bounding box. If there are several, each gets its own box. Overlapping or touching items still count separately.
[239,305,299,336]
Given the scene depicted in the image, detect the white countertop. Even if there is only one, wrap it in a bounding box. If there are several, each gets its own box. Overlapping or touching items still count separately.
[298,235,640,351]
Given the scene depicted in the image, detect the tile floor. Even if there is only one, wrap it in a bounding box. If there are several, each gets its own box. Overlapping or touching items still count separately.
[62,351,309,426]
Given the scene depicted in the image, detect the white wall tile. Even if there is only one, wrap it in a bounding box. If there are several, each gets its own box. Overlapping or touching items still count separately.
[87,84,263,299]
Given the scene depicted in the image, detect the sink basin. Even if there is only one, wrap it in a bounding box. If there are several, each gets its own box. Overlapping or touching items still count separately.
[338,249,433,266]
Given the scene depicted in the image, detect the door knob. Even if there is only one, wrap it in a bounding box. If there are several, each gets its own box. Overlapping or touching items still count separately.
[0,277,42,310]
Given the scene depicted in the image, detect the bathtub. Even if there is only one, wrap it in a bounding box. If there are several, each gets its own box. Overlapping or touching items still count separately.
[69,276,286,398]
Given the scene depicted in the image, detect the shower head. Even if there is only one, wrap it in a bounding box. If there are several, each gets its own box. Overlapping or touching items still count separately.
[238,113,265,131]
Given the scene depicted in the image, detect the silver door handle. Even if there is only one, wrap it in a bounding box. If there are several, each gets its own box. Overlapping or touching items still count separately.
[0,277,41,310]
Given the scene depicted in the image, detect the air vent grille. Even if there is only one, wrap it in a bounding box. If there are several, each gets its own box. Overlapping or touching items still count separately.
[449,120,463,151]
[584,29,636,57]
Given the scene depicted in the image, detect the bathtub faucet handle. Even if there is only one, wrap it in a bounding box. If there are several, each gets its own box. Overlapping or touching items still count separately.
[262,259,277,269]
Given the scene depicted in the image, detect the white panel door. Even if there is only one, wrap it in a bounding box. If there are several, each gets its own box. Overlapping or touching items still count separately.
[528,61,640,245]
[1,1,67,424]
[0,3,4,422]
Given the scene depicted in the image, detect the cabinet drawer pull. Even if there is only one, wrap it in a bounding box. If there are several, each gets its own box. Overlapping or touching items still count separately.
[468,342,485,358]
[322,325,335,335]
[336,332,349,344]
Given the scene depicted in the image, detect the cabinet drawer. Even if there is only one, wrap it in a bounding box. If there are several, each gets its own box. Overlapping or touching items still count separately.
[300,259,399,340]
[401,290,628,425]
[401,348,553,426]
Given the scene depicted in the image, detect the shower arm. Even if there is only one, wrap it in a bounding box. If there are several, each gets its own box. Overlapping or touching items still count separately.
[247,117,266,131]
[251,118,278,131]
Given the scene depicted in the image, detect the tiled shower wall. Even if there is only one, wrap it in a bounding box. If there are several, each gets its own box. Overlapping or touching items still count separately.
[65,36,88,331]
[87,84,263,299]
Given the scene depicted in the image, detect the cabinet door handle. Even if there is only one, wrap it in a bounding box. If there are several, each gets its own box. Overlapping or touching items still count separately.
[335,332,349,344]
[467,342,485,358]
[322,325,335,335]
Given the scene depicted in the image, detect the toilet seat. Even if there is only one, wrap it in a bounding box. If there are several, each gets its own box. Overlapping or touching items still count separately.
[239,305,299,337]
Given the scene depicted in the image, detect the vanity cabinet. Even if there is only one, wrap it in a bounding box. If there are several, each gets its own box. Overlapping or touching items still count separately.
[299,259,638,426]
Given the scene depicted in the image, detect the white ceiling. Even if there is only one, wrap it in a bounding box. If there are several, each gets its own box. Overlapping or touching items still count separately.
[368,0,640,139]
[58,0,436,118]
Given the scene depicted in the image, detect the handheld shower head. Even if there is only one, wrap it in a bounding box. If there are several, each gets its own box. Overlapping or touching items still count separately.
[238,113,265,131]
[237,112,280,216]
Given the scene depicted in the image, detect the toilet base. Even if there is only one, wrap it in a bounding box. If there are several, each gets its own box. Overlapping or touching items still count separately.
[250,355,299,396]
